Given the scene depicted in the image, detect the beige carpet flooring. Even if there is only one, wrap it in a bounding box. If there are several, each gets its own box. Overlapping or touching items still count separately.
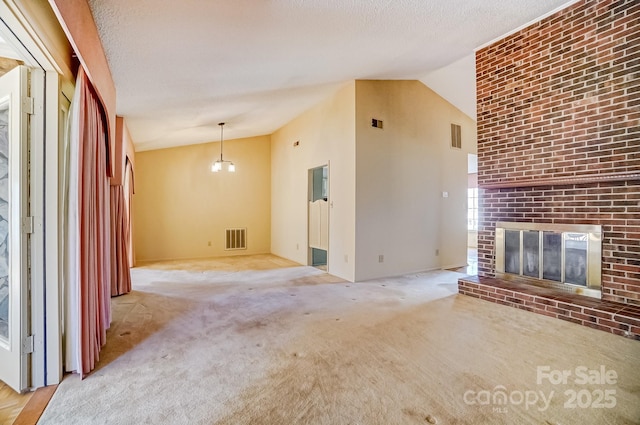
[39,255,640,424]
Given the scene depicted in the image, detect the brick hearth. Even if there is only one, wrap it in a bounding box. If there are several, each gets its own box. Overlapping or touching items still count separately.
[458,276,640,340]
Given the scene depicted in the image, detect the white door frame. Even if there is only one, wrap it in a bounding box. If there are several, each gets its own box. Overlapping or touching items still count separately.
[1,0,66,388]
[307,162,330,270]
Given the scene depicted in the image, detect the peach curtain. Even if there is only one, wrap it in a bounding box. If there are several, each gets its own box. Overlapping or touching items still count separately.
[65,66,112,377]
[110,184,131,296]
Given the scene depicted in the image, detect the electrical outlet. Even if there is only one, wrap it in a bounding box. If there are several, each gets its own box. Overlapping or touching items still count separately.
[344,254,348,263]
[378,255,384,263]
[435,249,439,256]
[208,241,211,246]
[296,243,299,250]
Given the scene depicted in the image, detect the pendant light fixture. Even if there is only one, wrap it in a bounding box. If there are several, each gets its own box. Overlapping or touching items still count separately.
[211,122,235,172]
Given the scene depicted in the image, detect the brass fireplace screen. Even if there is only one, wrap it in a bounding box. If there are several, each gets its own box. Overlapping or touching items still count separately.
[495,222,602,298]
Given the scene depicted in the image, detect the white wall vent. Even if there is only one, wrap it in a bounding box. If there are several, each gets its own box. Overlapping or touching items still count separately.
[451,123,462,149]
[225,228,247,250]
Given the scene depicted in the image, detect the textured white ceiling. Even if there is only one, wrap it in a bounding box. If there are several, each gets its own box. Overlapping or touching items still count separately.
[87,0,573,151]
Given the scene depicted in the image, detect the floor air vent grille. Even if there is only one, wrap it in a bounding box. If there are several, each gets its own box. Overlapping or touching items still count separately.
[225,228,247,250]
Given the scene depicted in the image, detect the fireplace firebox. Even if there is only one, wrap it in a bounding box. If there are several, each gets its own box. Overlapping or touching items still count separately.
[495,222,602,298]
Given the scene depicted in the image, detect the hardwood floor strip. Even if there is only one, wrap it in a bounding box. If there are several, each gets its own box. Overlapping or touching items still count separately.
[13,385,57,425]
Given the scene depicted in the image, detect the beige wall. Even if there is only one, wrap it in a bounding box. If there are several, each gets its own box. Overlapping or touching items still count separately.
[113,116,136,185]
[271,79,475,282]
[133,135,271,262]
[354,80,476,280]
[134,80,474,277]
[271,82,356,281]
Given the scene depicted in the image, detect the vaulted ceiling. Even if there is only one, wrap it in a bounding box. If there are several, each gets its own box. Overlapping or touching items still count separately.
[87,0,574,151]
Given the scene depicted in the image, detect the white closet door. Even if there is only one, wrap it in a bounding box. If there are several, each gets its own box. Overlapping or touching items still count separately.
[0,66,29,393]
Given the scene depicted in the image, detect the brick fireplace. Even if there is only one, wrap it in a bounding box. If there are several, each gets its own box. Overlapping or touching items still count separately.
[458,0,640,339]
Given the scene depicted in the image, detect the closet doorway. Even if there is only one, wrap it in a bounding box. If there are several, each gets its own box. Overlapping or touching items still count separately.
[308,165,328,270]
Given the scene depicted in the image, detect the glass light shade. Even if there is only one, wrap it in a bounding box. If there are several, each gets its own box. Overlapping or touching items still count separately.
[211,123,235,172]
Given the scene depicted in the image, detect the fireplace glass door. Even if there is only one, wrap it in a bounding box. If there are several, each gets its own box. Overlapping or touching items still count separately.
[504,230,520,275]
[522,230,539,278]
[565,233,588,286]
[542,232,562,282]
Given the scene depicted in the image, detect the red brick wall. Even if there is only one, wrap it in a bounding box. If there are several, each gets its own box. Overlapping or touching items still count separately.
[476,0,640,305]
[477,0,639,186]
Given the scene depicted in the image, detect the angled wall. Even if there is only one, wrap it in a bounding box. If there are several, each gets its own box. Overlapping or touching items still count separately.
[271,82,357,281]
[354,80,476,281]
